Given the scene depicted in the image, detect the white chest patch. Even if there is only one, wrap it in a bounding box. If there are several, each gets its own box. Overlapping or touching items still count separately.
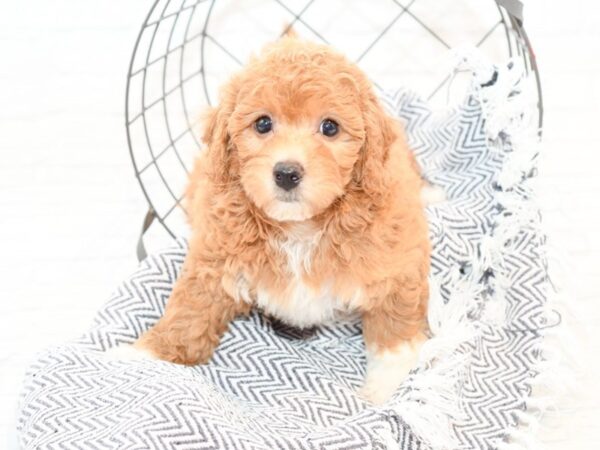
[252,226,363,328]
[271,222,322,278]
[256,279,363,328]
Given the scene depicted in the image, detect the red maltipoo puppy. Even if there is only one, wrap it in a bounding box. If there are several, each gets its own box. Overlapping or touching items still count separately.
[112,35,431,404]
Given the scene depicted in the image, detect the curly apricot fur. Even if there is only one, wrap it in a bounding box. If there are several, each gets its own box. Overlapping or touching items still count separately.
[134,36,430,368]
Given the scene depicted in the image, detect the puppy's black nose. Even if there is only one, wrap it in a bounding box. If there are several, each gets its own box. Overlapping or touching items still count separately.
[273,161,304,191]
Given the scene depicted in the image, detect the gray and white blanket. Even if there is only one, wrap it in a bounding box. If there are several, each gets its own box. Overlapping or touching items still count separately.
[17,60,551,449]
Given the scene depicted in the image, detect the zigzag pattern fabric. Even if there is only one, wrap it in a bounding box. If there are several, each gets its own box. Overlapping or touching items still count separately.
[17,84,547,449]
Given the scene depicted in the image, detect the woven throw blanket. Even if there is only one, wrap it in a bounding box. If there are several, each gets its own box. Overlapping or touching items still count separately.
[17,57,550,450]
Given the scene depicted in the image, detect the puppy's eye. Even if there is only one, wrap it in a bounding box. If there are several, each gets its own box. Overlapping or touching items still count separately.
[254,116,272,134]
[319,118,339,137]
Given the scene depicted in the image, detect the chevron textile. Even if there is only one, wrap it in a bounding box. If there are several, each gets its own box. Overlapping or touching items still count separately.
[17,62,549,449]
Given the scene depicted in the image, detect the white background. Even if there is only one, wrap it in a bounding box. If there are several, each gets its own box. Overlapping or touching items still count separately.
[1,0,599,448]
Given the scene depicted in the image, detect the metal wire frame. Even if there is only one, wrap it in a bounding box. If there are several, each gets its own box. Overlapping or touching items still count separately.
[125,0,543,259]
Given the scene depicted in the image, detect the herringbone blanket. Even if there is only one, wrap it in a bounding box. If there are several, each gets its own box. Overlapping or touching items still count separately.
[17,61,548,449]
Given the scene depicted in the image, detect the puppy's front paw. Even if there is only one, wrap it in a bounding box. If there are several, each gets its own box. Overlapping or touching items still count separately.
[359,376,407,405]
[359,336,425,405]
[359,359,413,405]
[103,343,158,362]
[421,184,447,205]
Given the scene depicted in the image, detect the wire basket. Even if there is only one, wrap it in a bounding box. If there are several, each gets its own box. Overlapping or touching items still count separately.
[125,0,542,259]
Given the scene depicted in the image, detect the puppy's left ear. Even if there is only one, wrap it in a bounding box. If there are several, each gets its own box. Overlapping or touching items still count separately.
[354,91,398,201]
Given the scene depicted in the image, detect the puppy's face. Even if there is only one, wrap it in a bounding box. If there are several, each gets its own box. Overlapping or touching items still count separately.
[224,41,368,222]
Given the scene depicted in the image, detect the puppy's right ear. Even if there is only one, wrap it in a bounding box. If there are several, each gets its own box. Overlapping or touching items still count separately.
[201,106,229,185]
[200,78,240,185]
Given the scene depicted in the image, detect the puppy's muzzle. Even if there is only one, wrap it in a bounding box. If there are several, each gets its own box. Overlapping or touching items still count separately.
[273,161,303,191]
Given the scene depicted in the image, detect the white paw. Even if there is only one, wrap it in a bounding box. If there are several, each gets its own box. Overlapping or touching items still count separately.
[103,344,157,362]
[359,337,426,405]
[359,375,409,405]
[359,359,413,405]
[421,184,447,205]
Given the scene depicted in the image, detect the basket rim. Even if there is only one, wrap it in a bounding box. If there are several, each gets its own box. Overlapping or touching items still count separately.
[124,0,543,252]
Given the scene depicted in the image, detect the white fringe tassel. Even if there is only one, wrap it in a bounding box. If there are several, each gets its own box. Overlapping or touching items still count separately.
[390,48,574,450]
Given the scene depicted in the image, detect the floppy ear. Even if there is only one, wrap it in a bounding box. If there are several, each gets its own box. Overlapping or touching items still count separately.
[353,90,398,201]
[200,78,240,185]
[201,106,229,184]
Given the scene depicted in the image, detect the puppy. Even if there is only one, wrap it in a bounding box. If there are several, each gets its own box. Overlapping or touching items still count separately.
[119,35,431,404]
